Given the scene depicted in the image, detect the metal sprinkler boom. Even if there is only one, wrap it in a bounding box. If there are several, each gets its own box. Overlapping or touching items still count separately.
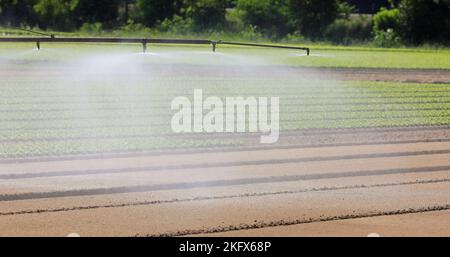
[0,34,310,55]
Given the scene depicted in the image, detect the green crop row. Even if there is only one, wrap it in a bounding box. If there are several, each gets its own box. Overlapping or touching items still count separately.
[2,110,450,141]
[0,137,242,158]
[5,91,450,105]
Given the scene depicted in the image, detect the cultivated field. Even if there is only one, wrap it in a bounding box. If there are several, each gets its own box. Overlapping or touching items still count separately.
[0,43,450,236]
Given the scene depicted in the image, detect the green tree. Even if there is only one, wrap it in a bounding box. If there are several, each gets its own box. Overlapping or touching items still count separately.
[189,0,226,31]
[398,0,450,44]
[0,0,39,26]
[288,0,339,39]
[75,0,121,26]
[337,0,355,19]
[236,0,291,38]
[34,0,79,30]
[324,16,373,45]
[137,0,183,26]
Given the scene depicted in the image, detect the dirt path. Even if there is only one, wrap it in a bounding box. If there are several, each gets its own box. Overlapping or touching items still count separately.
[1,65,449,84]
[304,67,450,84]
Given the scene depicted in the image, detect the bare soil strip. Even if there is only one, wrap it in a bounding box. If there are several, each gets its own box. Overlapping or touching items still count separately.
[3,139,450,173]
[6,95,450,106]
[5,90,450,100]
[1,126,450,236]
[3,105,450,119]
[2,148,450,180]
[0,171,447,213]
[6,153,450,192]
[2,165,450,202]
[4,97,450,107]
[201,210,450,237]
[1,179,448,217]
[309,68,450,84]
[1,183,448,236]
[152,205,450,237]
[1,66,449,83]
[2,148,450,200]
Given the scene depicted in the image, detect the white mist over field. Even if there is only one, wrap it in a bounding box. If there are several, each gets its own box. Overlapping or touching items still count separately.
[1,45,335,192]
[0,44,354,212]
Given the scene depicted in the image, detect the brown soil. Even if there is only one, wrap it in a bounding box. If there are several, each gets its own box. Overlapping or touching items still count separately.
[1,66,449,83]
[304,67,450,84]
[198,210,450,237]
[0,126,450,237]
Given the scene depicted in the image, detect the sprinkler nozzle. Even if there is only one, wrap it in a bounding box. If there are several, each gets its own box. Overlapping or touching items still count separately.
[212,40,222,52]
[143,42,147,53]
[36,41,40,50]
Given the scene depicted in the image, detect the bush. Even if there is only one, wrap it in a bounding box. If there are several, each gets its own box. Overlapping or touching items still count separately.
[74,0,120,27]
[398,0,450,45]
[189,0,227,31]
[373,8,400,34]
[158,15,193,34]
[374,28,402,48]
[115,20,152,37]
[79,22,103,35]
[137,0,183,27]
[225,7,245,31]
[0,0,39,27]
[372,7,404,47]
[324,15,372,44]
[236,0,291,39]
[288,0,339,39]
[236,24,264,41]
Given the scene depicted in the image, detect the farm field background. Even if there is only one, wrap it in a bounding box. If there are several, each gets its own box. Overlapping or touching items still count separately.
[0,43,450,236]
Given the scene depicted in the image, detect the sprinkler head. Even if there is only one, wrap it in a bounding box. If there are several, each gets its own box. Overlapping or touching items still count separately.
[36,41,40,50]
[143,42,147,53]
[141,38,149,53]
[211,40,222,52]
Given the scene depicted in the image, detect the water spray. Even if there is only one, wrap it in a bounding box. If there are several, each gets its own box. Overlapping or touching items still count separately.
[0,36,310,55]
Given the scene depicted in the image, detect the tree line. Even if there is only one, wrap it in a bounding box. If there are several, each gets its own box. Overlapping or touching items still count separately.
[0,0,448,45]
